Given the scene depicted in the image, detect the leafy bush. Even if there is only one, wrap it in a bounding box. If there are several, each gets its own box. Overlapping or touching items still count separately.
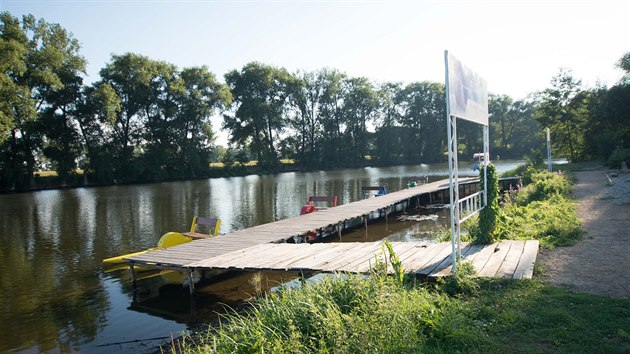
[607,148,630,169]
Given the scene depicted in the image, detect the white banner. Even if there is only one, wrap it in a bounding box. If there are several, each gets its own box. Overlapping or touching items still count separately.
[445,51,488,125]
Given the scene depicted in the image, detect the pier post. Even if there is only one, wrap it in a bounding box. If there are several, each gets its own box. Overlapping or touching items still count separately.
[338,222,342,240]
[129,262,138,302]
[186,269,195,295]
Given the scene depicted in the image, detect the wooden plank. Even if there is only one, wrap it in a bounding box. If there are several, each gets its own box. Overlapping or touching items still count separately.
[397,243,435,264]
[289,244,359,271]
[216,244,295,267]
[390,242,424,261]
[512,240,539,279]
[497,240,526,278]
[468,242,499,274]
[307,243,360,270]
[415,243,457,276]
[192,243,281,268]
[426,243,471,276]
[253,244,331,269]
[335,242,388,272]
[431,243,480,277]
[405,243,450,273]
[381,242,426,274]
[477,240,512,277]
[319,242,383,271]
[262,245,336,271]
[353,250,388,273]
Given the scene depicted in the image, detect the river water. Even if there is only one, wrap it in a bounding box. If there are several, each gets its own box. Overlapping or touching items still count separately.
[0,161,522,353]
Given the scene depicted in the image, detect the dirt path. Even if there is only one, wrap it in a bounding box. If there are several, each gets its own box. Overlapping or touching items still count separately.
[538,169,630,298]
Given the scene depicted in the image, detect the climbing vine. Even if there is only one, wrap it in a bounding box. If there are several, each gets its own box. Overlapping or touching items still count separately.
[476,163,500,244]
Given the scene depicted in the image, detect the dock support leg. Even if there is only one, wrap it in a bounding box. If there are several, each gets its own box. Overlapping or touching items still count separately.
[338,222,342,240]
[364,215,368,230]
[129,262,137,302]
[186,270,195,295]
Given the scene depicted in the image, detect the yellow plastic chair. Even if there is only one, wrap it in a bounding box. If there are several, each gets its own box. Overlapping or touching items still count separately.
[182,216,221,239]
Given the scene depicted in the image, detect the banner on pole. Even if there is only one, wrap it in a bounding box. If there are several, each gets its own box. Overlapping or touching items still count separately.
[446,51,488,125]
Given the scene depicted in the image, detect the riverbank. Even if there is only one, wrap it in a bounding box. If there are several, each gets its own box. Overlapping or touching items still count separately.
[3,160,434,194]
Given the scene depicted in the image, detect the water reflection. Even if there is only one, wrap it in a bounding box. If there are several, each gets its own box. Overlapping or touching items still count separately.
[0,161,521,352]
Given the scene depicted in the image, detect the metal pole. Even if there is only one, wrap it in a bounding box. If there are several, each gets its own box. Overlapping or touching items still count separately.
[483,125,489,206]
[547,127,552,172]
[445,50,459,274]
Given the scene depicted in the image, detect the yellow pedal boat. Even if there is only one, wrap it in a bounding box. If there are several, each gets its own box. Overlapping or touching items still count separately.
[102,217,221,266]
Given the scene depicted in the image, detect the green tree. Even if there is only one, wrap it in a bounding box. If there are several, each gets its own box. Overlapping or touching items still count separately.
[317,69,346,168]
[489,95,539,158]
[75,83,121,184]
[39,57,86,185]
[374,82,404,164]
[535,69,586,161]
[0,12,28,141]
[287,70,327,169]
[583,72,630,160]
[224,62,292,169]
[340,77,379,166]
[176,66,231,177]
[0,12,86,189]
[618,52,630,83]
[98,53,154,180]
[398,82,445,163]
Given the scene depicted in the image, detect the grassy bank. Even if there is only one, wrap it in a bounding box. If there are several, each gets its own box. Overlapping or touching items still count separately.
[173,165,629,353]
[176,272,630,353]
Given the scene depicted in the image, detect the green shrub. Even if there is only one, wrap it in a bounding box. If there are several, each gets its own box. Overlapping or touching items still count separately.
[476,163,500,244]
[514,170,572,205]
[607,148,630,169]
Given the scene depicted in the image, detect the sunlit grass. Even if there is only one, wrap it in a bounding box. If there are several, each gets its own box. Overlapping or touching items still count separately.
[209,159,295,168]
[175,272,630,353]
[34,169,84,177]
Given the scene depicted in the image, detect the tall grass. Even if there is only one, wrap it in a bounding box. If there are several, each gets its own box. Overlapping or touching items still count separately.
[175,269,630,353]
[495,169,583,248]
[177,270,484,353]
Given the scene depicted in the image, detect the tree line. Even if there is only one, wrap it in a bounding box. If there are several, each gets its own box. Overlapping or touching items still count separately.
[1,12,628,191]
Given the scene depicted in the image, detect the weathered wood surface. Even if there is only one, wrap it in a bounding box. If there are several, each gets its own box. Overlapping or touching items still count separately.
[189,240,539,279]
[126,178,476,267]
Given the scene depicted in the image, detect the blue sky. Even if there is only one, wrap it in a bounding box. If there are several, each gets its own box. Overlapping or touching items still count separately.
[2,0,629,143]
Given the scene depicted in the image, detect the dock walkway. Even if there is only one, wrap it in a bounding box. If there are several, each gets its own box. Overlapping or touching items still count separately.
[126,178,468,269]
[123,178,540,290]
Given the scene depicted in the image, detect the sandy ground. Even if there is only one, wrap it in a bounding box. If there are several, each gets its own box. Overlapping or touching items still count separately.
[538,168,630,298]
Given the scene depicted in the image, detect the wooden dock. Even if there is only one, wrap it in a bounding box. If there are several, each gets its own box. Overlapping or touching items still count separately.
[124,178,539,292]
[126,178,469,269]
